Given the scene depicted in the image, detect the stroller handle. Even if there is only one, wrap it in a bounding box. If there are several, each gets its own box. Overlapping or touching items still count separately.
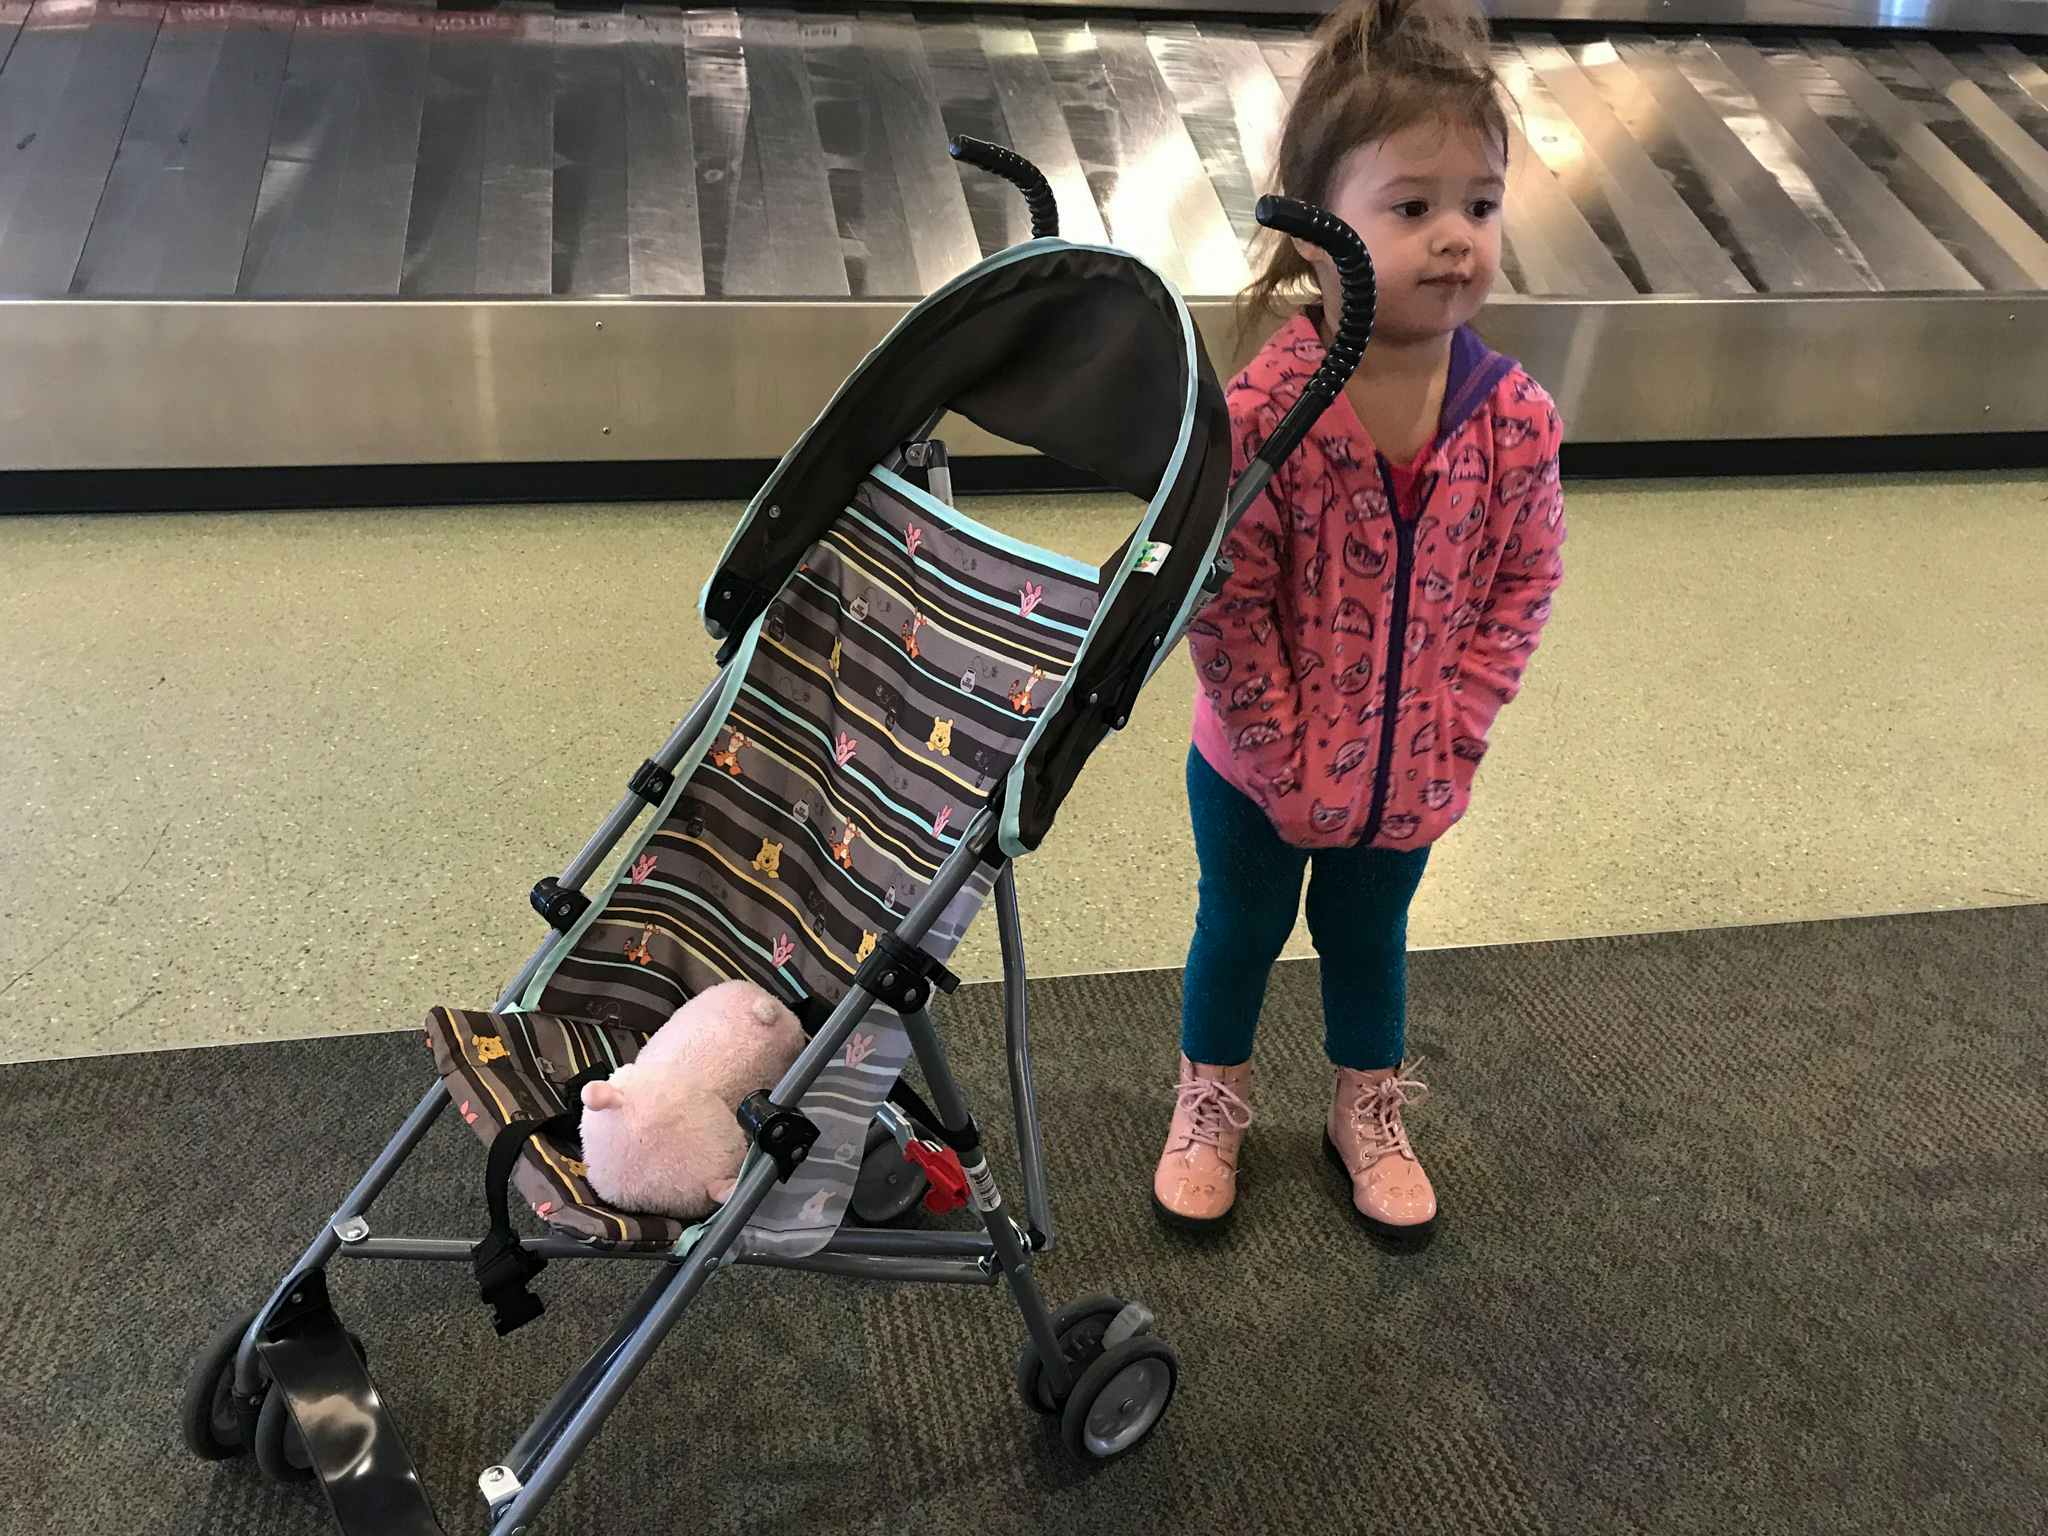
[949,136,1060,240]
[1244,195,1377,480]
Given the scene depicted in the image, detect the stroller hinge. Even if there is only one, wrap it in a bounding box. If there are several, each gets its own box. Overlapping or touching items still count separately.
[855,933,961,1014]
[530,877,591,933]
[628,757,674,805]
[736,1092,820,1181]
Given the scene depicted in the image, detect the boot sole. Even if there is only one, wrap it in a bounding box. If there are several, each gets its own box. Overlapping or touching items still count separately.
[1150,1191,1238,1231]
[1323,1133,1438,1246]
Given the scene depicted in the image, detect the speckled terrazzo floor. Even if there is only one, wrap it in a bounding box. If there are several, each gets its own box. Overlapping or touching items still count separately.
[4,470,2046,1063]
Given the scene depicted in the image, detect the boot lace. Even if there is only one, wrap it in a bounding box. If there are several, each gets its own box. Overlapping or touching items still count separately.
[1173,1075,1253,1151]
[1349,1060,1429,1164]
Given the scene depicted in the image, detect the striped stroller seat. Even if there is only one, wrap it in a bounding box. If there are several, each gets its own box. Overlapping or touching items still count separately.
[427,466,1103,1254]
[180,136,1375,1536]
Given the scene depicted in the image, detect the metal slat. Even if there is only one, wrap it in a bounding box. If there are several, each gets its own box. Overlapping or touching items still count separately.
[1807,38,2048,289]
[1144,21,1259,250]
[980,16,1105,246]
[1519,34,1750,294]
[403,22,491,296]
[1608,34,1866,292]
[858,10,978,293]
[1092,21,1244,292]
[1897,41,2048,227]
[917,18,1010,257]
[552,11,629,296]
[71,3,225,295]
[0,4,95,262]
[329,20,429,297]
[240,14,351,295]
[623,8,701,296]
[1197,22,1283,205]
[1495,45,1655,294]
[0,2,160,295]
[153,9,293,298]
[1984,42,2048,116]
[738,10,846,297]
[683,8,748,298]
[1694,37,1974,293]
[476,10,550,296]
[804,12,915,298]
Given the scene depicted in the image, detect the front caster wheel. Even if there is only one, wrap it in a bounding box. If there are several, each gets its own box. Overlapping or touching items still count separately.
[1060,1336,1179,1462]
[1015,1294,1138,1415]
[249,1330,368,1486]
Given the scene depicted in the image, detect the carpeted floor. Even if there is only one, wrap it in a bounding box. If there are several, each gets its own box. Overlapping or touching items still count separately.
[2,907,2043,1536]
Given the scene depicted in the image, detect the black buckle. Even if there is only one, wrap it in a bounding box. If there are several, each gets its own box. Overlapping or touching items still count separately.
[471,1231,547,1337]
[628,758,674,804]
[736,1092,819,1181]
[854,934,960,1013]
[530,877,591,933]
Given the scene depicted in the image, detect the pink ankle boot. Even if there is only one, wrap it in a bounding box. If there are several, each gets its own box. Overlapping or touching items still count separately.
[1325,1061,1437,1235]
[1152,1055,1253,1226]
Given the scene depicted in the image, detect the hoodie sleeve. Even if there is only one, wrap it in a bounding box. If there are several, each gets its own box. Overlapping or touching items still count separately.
[1184,385,1310,790]
[1449,388,1565,780]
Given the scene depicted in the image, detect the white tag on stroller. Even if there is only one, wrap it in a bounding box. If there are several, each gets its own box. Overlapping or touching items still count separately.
[964,1158,1002,1212]
[1133,540,1171,575]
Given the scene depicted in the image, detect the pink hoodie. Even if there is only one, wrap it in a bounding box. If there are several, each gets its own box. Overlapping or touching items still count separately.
[1189,312,1566,850]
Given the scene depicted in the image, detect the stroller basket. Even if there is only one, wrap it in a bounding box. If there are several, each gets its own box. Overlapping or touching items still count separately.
[178,136,1376,1536]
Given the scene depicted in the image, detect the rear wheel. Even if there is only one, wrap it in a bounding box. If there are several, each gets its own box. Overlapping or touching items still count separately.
[180,1309,259,1462]
[848,1121,928,1227]
[1060,1337,1179,1462]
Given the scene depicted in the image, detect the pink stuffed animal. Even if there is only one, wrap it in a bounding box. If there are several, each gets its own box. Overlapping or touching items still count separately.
[578,980,808,1220]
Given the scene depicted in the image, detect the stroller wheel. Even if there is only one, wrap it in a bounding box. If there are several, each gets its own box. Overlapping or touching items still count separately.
[1060,1337,1179,1462]
[848,1121,928,1227]
[254,1381,316,1484]
[179,1308,260,1462]
[1015,1294,1129,1415]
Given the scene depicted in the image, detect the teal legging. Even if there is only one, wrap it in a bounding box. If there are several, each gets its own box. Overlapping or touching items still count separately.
[1180,748,1430,1071]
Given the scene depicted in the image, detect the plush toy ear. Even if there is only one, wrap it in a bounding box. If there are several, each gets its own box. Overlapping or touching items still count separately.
[582,1080,622,1111]
[707,1175,740,1206]
[751,995,787,1027]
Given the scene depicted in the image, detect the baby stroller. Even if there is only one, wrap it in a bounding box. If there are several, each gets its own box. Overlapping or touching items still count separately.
[176,136,1375,1535]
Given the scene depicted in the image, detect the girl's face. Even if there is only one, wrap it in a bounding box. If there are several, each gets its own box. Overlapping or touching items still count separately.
[1299,117,1505,345]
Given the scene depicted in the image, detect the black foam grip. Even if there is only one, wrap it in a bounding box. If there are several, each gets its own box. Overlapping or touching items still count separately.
[1251,196,1378,471]
[949,135,1060,240]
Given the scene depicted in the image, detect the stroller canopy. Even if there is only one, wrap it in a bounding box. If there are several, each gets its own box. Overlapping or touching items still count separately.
[703,239,1231,855]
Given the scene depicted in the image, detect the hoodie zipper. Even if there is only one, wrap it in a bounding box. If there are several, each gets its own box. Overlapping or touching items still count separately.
[1358,456,1428,845]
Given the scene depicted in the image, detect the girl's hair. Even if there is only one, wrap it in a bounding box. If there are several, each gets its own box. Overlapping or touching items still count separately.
[1240,0,1510,329]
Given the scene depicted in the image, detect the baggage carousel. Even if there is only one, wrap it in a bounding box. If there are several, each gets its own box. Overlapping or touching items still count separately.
[1,0,2045,491]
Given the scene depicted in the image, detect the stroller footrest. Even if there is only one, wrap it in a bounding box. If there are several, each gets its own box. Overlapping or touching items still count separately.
[257,1270,445,1536]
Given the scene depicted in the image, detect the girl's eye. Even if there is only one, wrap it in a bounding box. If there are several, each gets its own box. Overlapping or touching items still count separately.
[1470,199,1501,219]
[1394,200,1430,219]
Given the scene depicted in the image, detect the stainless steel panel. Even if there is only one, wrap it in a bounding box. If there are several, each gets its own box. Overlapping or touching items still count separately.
[1146,21,1258,247]
[979,16,1106,247]
[4,294,2045,476]
[742,10,848,298]
[804,11,916,299]
[1521,35,1751,294]
[858,10,980,293]
[1700,37,1975,292]
[1092,20,1245,291]
[623,8,702,296]
[1607,34,1865,292]
[916,17,1009,257]
[0,2,160,295]
[553,10,630,296]
[1985,43,2048,116]
[1492,64,1639,297]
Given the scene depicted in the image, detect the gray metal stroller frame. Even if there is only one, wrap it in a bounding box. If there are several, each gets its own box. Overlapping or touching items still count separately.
[176,138,1375,1536]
